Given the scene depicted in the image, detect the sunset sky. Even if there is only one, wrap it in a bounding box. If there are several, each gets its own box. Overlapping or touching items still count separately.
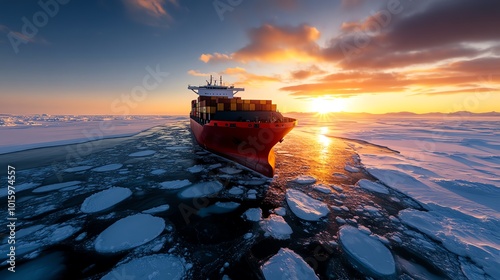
[1,0,499,115]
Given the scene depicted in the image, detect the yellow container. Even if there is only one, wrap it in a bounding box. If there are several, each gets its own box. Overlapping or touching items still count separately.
[260,100,266,105]
[230,103,237,111]
[243,100,251,104]
[243,103,249,111]
[249,104,255,111]
[217,103,224,111]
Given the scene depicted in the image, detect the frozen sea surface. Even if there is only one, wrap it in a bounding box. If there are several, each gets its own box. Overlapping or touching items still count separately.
[0,114,498,279]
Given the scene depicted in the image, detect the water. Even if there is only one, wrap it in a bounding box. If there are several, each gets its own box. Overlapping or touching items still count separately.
[0,118,469,279]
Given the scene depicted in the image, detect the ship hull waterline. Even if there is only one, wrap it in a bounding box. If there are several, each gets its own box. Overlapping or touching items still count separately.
[190,118,295,177]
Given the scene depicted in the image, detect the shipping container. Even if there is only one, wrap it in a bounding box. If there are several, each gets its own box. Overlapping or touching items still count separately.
[272,104,277,111]
[230,103,237,111]
[217,103,224,111]
[249,103,256,111]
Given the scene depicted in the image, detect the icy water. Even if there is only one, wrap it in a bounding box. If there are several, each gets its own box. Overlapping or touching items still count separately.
[0,118,475,279]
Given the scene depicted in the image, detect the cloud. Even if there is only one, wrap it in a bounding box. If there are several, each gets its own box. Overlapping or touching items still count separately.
[199,0,500,98]
[187,70,211,77]
[201,23,321,63]
[122,0,178,27]
[221,67,281,86]
[290,65,326,80]
[199,53,232,63]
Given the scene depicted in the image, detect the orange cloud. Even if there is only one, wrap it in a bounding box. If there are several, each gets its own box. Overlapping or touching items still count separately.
[289,65,326,80]
[201,23,321,63]
[221,67,280,86]
[199,53,232,63]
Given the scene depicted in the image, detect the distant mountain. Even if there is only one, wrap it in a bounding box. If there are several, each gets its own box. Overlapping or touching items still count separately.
[285,111,500,117]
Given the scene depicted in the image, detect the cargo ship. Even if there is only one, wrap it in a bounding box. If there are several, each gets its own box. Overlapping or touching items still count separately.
[189,76,297,177]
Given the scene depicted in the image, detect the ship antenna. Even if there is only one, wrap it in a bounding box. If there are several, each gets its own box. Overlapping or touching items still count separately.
[210,75,213,85]
[220,75,223,86]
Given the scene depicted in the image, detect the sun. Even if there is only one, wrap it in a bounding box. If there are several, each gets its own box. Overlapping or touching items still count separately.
[309,97,347,113]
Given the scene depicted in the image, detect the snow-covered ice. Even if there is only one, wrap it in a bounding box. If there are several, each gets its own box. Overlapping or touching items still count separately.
[0,115,171,154]
[32,181,81,193]
[94,214,165,253]
[339,225,395,278]
[159,179,191,190]
[101,254,187,280]
[356,179,389,194]
[286,189,329,221]
[399,208,500,279]
[261,248,318,280]
[92,164,123,172]
[178,181,223,198]
[80,187,132,213]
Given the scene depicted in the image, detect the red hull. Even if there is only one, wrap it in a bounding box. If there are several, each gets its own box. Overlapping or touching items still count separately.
[190,118,296,177]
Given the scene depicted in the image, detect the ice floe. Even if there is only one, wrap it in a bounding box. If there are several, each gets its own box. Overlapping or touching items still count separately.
[128,150,156,157]
[92,164,123,172]
[292,175,317,184]
[80,187,132,213]
[151,169,166,175]
[101,254,188,280]
[312,184,332,194]
[261,248,318,280]
[228,186,245,195]
[159,179,191,190]
[63,165,93,172]
[198,202,240,217]
[94,214,165,253]
[32,181,81,193]
[273,207,286,216]
[219,166,242,175]
[259,215,293,240]
[178,181,223,198]
[286,189,329,221]
[339,225,395,278]
[242,208,262,222]
[0,182,40,197]
[187,165,204,173]
[356,179,389,194]
[344,165,360,173]
[143,204,170,214]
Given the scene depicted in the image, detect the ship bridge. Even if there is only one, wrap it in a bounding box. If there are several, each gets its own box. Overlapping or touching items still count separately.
[188,75,244,98]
